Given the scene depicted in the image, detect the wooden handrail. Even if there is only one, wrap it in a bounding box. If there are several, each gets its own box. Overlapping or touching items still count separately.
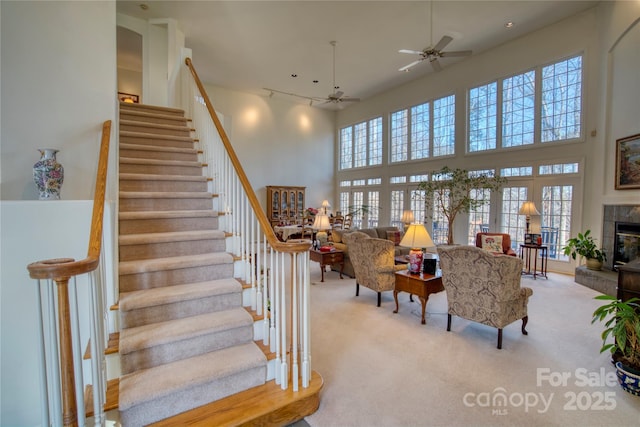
[184,58,310,254]
[28,120,112,279]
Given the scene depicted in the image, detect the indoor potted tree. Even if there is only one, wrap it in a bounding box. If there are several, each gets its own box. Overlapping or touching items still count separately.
[416,166,506,244]
[562,229,607,270]
[592,295,640,396]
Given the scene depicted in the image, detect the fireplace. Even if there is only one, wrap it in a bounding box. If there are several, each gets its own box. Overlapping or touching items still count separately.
[603,205,640,271]
[613,222,640,270]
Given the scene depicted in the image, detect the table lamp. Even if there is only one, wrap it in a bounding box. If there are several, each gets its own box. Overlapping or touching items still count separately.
[312,213,331,245]
[321,200,331,215]
[518,201,540,236]
[401,210,415,231]
[400,223,435,274]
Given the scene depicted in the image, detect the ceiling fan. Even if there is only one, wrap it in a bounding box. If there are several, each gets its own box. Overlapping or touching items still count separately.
[398,2,472,72]
[264,41,359,107]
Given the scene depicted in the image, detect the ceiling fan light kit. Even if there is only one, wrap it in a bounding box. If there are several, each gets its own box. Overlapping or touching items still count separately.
[398,2,472,72]
[264,40,359,107]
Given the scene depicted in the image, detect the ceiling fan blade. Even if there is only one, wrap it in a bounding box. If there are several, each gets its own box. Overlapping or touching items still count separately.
[440,50,472,58]
[340,97,360,103]
[433,35,453,52]
[399,49,423,55]
[333,90,344,99]
[430,59,443,72]
[399,59,424,72]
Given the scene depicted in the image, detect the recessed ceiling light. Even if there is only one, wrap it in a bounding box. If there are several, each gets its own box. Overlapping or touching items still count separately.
[291,74,298,78]
[505,22,514,29]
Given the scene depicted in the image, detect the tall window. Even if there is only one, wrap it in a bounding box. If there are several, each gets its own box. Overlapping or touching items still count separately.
[390,95,455,163]
[410,189,427,225]
[541,185,573,260]
[339,117,383,169]
[390,110,408,162]
[390,190,404,229]
[503,70,535,147]
[501,186,529,249]
[433,95,456,156]
[469,82,497,152]
[411,102,430,159]
[367,191,380,228]
[431,190,450,245]
[541,55,582,142]
[468,188,491,245]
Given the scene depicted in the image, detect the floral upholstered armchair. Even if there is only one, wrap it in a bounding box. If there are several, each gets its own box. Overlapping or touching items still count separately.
[344,231,405,307]
[436,245,533,349]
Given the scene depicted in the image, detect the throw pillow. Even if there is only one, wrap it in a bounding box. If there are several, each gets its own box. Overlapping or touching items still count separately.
[481,235,503,254]
[386,230,403,246]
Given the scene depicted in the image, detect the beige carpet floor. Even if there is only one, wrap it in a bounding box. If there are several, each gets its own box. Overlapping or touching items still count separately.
[304,267,640,426]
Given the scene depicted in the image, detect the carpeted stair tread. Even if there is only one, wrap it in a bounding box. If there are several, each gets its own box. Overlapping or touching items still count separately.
[120,130,194,143]
[119,101,185,116]
[119,230,225,245]
[120,110,188,124]
[119,210,218,220]
[120,157,203,167]
[119,278,241,312]
[119,191,213,199]
[119,173,208,182]
[119,308,252,355]
[118,342,266,410]
[120,143,197,154]
[119,252,233,276]
[120,119,190,133]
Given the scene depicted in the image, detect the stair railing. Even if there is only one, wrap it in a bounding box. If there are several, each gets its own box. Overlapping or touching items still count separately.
[27,120,112,427]
[182,56,313,391]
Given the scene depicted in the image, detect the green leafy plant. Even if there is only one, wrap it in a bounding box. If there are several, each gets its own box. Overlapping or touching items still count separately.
[416,166,507,244]
[562,229,607,263]
[592,295,640,371]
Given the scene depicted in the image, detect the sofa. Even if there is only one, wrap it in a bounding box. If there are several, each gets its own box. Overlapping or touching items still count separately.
[330,226,411,278]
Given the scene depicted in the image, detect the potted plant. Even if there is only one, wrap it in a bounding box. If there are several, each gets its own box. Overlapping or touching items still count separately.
[562,229,607,270]
[592,295,640,395]
[416,166,506,244]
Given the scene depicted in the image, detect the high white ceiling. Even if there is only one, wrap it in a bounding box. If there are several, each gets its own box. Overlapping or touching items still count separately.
[116,0,599,108]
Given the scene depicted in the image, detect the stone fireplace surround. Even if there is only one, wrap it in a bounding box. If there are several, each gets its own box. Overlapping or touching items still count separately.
[575,204,640,296]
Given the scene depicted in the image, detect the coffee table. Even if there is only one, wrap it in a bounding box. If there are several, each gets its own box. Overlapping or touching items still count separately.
[309,249,344,282]
[393,270,444,324]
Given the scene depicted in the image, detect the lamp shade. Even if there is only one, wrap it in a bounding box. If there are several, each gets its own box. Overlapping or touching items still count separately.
[400,223,435,249]
[518,201,540,216]
[401,210,415,224]
[312,213,331,231]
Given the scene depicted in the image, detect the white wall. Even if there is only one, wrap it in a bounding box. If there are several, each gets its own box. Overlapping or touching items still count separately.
[202,84,336,210]
[603,2,640,204]
[0,1,117,201]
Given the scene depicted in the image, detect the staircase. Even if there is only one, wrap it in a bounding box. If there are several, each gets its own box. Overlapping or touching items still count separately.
[115,102,320,425]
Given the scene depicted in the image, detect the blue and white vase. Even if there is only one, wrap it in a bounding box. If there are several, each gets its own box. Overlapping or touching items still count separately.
[33,148,64,200]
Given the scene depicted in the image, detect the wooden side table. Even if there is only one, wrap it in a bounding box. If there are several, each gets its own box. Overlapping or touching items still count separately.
[309,249,344,282]
[393,270,444,324]
[520,244,548,279]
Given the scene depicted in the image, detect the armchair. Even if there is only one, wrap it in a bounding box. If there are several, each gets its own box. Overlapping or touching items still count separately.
[476,232,517,256]
[437,245,533,349]
[344,231,404,307]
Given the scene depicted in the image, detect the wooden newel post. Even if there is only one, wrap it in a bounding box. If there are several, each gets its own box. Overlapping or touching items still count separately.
[28,258,79,427]
[56,276,78,427]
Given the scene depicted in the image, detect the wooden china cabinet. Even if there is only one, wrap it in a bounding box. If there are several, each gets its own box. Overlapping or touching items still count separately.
[266,186,305,226]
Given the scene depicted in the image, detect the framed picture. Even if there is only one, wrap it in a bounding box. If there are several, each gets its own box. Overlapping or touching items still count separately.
[615,133,640,190]
[118,92,139,103]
